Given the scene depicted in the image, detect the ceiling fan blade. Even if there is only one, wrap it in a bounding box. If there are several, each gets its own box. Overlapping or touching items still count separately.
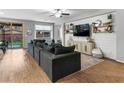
[62,13,70,15]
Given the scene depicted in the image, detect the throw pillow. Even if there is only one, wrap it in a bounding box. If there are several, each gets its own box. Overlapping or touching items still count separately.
[47,43,62,53]
[54,45,75,55]
[33,39,46,46]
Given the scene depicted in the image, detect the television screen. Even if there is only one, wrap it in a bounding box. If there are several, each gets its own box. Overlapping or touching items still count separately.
[73,24,90,36]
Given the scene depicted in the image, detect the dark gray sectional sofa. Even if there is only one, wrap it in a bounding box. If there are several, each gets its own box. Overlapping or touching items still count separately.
[28,40,81,82]
[28,43,34,57]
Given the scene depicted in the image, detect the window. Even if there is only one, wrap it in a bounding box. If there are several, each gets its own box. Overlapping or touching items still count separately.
[35,25,53,40]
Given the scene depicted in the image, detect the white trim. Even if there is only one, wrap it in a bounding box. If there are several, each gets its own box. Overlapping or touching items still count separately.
[116,59,124,63]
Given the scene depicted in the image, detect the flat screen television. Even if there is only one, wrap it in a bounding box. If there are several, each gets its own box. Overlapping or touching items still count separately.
[73,24,90,36]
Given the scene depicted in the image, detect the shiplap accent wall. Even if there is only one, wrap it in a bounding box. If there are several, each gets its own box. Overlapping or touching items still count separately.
[65,13,116,60]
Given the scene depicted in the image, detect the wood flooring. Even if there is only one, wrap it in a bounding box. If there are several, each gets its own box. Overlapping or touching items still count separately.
[0,49,124,83]
[0,49,51,83]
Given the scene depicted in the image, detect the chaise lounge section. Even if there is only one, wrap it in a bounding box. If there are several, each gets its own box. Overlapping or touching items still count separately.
[39,48,81,82]
[28,40,81,82]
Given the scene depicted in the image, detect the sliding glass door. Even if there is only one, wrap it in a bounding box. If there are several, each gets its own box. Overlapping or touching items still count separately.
[0,22,23,48]
[2,23,12,48]
[11,23,23,48]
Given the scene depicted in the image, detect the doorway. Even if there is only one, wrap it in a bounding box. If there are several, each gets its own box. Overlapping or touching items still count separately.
[0,22,23,48]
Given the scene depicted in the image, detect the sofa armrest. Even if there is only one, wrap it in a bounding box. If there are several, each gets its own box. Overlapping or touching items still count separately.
[52,51,81,82]
[28,43,34,57]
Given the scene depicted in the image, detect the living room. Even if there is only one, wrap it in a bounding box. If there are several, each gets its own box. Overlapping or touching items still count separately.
[0,9,124,83]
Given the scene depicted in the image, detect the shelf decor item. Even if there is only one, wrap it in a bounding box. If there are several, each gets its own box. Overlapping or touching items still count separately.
[64,23,74,34]
[92,15,113,33]
[108,14,112,19]
[69,23,74,30]
[65,24,70,33]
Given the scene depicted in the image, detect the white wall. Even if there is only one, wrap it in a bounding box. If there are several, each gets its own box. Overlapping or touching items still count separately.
[54,25,61,42]
[60,24,65,45]
[116,10,124,63]
[54,23,65,45]
[65,13,116,60]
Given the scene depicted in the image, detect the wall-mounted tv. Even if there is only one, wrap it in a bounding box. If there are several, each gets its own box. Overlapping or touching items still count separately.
[73,24,90,36]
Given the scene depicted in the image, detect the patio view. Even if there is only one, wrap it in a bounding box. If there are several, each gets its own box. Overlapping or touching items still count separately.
[0,22,23,48]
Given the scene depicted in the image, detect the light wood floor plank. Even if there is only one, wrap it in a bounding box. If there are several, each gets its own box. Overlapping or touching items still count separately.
[0,49,124,83]
[0,49,51,83]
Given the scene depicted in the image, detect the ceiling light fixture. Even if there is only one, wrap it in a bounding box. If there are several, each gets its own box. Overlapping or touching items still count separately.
[50,9,70,18]
[55,13,61,18]
[55,10,62,18]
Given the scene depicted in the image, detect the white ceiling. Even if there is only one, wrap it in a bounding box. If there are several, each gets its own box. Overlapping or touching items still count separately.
[0,9,114,24]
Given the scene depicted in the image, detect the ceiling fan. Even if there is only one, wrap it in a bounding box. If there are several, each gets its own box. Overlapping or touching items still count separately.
[50,9,70,18]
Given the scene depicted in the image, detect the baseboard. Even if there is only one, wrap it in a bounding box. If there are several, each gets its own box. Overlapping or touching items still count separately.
[103,57,124,64]
[105,57,124,63]
[104,57,116,61]
[115,59,124,63]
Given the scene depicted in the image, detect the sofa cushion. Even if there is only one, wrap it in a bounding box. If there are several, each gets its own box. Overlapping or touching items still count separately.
[35,42,42,47]
[42,43,48,49]
[54,45,75,55]
[44,43,62,53]
[30,40,33,44]
[54,43,62,48]
[33,39,46,46]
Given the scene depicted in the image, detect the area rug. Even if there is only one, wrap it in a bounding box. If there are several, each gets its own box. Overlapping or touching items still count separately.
[81,54,104,70]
